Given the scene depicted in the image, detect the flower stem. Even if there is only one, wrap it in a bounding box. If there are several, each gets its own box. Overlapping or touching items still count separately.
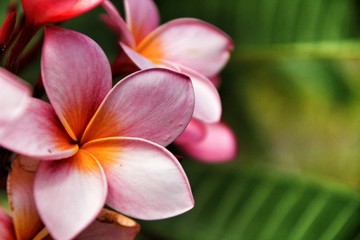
[0,3,17,62]
[5,23,40,73]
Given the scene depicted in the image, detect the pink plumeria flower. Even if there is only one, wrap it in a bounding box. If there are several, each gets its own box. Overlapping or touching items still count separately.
[101,0,234,123]
[0,26,195,239]
[0,68,31,137]
[21,0,104,26]
[0,156,140,239]
[175,119,237,163]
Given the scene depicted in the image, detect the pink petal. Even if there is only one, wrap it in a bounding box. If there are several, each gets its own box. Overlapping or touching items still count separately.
[0,98,78,160]
[174,118,206,145]
[0,208,15,240]
[81,68,194,147]
[34,150,107,240]
[124,0,159,44]
[76,209,140,240]
[7,156,43,239]
[159,61,222,123]
[42,26,112,141]
[119,51,221,123]
[120,42,156,69]
[0,68,31,137]
[83,137,194,220]
[175,122,237,163]
[21,0,103,25]
[101,0,135,47]
[138,18,234,77]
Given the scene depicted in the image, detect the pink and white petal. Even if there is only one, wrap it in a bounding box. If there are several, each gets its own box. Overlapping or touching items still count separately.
[42,26,112,140]
[120,43,156,69]
[101,0,135,47]
[34,150,107,240]
[83,137,194,220]
[0,98,78,160]
[176,122,237,163]
[174,118,207,145]
[138,18,234,77]
[159,61,221,123]
[76,209,140,240]
[0,208,15,240]
[81,68,194,147]
[8,156,43,240]
[21,0,103,25]
[0,68,31,137]
[124,0,159,44]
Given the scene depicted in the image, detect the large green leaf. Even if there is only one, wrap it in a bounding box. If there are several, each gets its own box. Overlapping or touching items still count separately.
[138,161,360,240]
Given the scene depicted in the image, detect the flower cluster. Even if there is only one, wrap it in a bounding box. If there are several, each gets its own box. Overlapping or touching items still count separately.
[0,0,236,239]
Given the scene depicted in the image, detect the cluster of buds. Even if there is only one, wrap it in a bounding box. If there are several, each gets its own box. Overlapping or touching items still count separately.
[0,0,236,239]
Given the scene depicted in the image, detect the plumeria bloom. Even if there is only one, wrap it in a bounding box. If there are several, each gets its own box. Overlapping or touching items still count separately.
[101,0,233,123]
[21,0,104,26]
[0,156,140,239]
[0,26,195,239]
[0,68,31,137]
[175,119,237,163]
[101,0,237,162]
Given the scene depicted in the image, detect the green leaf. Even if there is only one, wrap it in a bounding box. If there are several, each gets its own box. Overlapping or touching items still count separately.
[139,162,360,240]
[158,0,359,45]
[0,189,9,212]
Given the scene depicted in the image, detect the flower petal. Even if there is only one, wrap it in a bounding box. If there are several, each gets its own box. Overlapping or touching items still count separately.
[82,68,194,147]
[174,118,206,145]
[138,18,234,77]
[76,209,140,240]
[21,0,103,25]
[101,0,135,47]
[34,150,107,240]
[0,208,15,240]
[42,26,112,141]
[175,122,237,163]
[83,137,194,220]
[7,156,43,239]
[0,68,31,137]
[120,42,156,69]
[124,0,159,44]
[0,98,78,160]
[159,61,222,123]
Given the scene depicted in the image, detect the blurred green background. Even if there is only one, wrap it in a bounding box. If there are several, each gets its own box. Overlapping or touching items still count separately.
[2,0,360,239]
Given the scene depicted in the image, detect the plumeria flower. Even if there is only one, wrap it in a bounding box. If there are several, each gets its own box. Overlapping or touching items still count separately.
[175,119,237,163]
[0,156,140,239]
[0,68,31,137]
[101,0,237,162]
[0,26,195,239]
[21,0,104,26]
[101,0,234,123]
